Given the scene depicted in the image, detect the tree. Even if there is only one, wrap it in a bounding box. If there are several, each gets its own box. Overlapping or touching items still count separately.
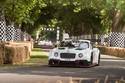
[88,0,125,32]
[4,0,37,25]
[3,0,125,38]
[54,2,102,36]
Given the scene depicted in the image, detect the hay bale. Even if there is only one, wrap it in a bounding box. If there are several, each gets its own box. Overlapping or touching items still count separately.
[113,48,119,56]
[4,45,30,64]
[117,48,125,58]
[4,45,14,64]
[0,43,5,64]
[104,47,110,55]
[0,42,32,65]
[98,46,107,54]
[97,46,125,58]
[8,41,33,55]
[13,46,25,64]
[108,47,117,56]
[24,46,30,60]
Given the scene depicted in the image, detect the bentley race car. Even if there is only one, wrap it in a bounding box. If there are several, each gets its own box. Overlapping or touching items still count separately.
[48,40,100,67]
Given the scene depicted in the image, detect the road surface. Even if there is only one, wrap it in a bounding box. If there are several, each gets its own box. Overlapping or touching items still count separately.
[0,54,125,83]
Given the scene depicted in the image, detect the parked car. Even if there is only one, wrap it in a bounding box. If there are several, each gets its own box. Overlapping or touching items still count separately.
[38,40,53,49]
[48,40,100,67]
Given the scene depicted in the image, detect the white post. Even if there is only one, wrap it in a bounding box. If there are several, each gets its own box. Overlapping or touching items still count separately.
[56,27,60,45]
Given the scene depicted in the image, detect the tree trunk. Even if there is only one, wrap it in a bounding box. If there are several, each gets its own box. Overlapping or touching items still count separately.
[110,10,125,47]
[0,8,6,41]
[112,10,123,32]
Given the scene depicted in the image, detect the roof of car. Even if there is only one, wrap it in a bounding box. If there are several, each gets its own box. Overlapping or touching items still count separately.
[63,39,91,43]
[63,39,72,42]
[78,40,91,43]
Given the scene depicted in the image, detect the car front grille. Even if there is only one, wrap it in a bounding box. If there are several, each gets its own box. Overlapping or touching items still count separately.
[60,53,76,59]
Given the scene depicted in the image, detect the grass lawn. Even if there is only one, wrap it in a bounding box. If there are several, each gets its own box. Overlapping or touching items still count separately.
[24,48,48,65]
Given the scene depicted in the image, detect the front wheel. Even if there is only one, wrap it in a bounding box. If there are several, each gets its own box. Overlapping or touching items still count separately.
[89,55,93,66]
[48,60,54,67]
[97,53,100,66]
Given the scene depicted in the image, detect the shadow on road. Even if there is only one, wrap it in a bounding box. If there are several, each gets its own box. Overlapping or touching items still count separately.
[0,60,124,83]
[0,63,125,80]
[0,53,125,82]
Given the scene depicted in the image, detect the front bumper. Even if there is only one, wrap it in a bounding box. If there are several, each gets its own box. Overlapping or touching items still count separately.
[48,59,90,67]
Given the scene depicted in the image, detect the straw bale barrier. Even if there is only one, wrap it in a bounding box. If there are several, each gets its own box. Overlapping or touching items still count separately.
[4,45,30,64]
[0,43,5,64]
[0,41,33,64]
[8,41,33,53]
[98,46,125,58]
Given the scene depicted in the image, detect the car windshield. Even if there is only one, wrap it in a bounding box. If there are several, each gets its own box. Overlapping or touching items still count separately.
[78,42,89,49]
[60,41,75,48]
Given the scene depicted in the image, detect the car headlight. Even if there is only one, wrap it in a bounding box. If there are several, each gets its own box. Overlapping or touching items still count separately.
[78,53,83,58]
[54,52,58,57]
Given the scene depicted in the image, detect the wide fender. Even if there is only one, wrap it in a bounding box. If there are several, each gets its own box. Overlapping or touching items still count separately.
[92,48,100,63]
[48,48,57,59]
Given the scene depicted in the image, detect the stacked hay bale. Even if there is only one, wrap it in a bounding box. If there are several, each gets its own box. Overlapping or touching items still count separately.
[4,45,27,64]
[0,42,5,64]
[0,41,33,64]
[9,41,33,54]
[98,46,125,58]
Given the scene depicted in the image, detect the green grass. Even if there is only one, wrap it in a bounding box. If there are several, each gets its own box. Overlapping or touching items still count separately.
[24,48,48,65]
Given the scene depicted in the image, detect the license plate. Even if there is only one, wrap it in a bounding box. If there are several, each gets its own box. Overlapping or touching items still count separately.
[62,59,72,61]
[66,59,71,61]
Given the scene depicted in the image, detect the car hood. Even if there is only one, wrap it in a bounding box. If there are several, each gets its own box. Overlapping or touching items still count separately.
[53,47,89,53]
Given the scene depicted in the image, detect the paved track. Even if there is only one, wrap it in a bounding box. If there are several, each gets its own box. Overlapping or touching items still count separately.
[0,55,125,83]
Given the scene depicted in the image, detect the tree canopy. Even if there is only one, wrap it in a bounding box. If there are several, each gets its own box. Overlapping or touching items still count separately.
[1,0,125,37]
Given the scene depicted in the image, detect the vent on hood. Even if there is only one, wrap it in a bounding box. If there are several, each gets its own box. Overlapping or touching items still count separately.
[58,47,65,50]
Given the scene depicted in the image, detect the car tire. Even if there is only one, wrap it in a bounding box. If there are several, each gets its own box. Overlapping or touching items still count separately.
[91,55,93,65]
[97,53,100,66]
[90,55,93,66]
[48,60,54,67]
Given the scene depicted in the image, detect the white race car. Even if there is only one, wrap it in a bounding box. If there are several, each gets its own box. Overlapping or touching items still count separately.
[48,40,100,67]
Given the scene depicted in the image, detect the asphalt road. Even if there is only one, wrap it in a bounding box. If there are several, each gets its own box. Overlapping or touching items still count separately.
[0,55,125,83]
